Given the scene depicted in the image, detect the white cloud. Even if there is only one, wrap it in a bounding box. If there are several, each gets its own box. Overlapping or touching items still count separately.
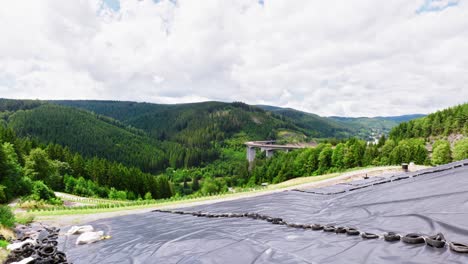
[0,0,467,116]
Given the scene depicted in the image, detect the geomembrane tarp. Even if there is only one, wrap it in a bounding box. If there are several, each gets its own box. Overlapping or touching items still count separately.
[60,160,468,264]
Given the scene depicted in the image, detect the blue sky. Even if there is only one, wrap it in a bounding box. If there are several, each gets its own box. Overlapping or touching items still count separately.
[417,0,459,13]
[103,0,120,11]
[103,0,455,13]
[103,0,265,12]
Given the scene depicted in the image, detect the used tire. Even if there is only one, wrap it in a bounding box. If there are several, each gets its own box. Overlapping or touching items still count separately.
[449,242,468,253]
[402,233,425,244]
[426,233,446,248]
[361,232,379,239]
[311,224,324,231]
[346,228,360,236]
[384,232,401,242]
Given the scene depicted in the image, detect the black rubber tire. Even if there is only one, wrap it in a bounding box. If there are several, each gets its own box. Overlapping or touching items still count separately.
[402,233,425,244]
[21,242,34,250]
[383,232,401,242]
[20,236,32,241]
[47,240,59,247]
[55,251,67,262]
[311,224,324,231]
[361,232,379,239]
[346,228,360,236]
[40,245,57,256]
[426,233,446,248]
[35,256,54,264]
[335,227,347,234]
[271,218,283,224]
[323,225,336,232]
[449,242,468,253]
[12,248,23,254]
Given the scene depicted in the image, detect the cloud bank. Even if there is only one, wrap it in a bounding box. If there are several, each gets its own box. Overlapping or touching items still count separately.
[0,0,467,116]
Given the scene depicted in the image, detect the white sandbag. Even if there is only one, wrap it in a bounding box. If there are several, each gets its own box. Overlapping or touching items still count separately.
[76,231,104,245]
[11,257,35,264]
[66,225,94,235]
[6,239,37,251]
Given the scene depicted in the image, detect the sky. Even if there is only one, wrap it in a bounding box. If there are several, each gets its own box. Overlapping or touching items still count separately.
[0,0,467,117]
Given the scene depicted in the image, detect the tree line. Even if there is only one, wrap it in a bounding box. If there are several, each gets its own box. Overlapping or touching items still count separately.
[390,103,468,140]
[248,136,426,185]
[0,126,173,204]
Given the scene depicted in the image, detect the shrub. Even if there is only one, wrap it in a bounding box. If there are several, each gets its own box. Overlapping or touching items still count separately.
[30,181,56,201]
[18,200,47,210]
[0,205,15,228]
[108,188,127,200]
[453,138,468,161]
[200,177,228,195]
[144,192,153,200]
[17,176,34,197]
[432,140,452,165]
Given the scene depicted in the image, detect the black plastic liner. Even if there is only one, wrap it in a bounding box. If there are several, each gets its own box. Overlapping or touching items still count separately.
[60,161,468,263]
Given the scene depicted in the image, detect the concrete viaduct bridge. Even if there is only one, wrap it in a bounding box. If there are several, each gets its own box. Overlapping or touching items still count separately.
[245,141,310,163]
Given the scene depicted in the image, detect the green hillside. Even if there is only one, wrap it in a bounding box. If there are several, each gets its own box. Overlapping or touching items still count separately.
[53,100,328,139]
[388,103,468,165]
[4,103,167,172]
[256,105,423,140]
[2,100,319,174]
[1,99,431,177]
[390,103,468,140]
[255,105,353,138]
[330,115,425,140]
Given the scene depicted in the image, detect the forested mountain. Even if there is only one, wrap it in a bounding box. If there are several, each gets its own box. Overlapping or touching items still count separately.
[329,115,425,140]
[377,114,427,123]
[256,105,424,140]
[388,103,468,164]
[4,103,167,172]
[0,124,173,204]
[54,100,327,139]
[255,105,353,139]
[390,103,468,140]
[2,99,315,174]
[0,99,426,177]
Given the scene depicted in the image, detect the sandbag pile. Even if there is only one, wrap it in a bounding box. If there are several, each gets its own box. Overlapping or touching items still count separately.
[66,225,108,245]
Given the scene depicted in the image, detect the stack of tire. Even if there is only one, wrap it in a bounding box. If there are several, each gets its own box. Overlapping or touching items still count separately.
[5,226,70,264]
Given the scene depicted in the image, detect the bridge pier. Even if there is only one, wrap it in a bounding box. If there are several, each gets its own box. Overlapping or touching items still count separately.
[246,146,256,163]
[265,149,275,158]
